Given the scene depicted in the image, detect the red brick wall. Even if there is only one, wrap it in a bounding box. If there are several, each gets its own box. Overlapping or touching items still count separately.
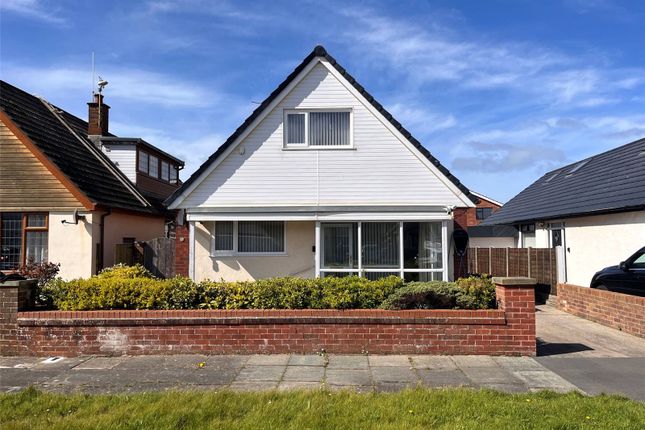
[557,283,644,339]
[175,223,189,277]
[3,282,536,356]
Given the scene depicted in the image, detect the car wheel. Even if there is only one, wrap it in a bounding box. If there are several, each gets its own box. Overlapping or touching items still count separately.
[595,284,608,291]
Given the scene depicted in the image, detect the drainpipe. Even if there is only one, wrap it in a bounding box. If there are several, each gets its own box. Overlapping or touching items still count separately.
[98,208,112,273]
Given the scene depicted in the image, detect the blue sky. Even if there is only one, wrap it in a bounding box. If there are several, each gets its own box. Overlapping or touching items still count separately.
[1,0,644,202]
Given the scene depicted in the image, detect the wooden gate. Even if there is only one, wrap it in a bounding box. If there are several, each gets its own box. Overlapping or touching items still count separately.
[143,237,175,279]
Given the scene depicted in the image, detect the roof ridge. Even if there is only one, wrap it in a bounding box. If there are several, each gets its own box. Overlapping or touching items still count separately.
[38,97,152,208]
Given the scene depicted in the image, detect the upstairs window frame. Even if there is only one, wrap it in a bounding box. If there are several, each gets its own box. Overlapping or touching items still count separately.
[476,207,494,220]
[283,108,354,150]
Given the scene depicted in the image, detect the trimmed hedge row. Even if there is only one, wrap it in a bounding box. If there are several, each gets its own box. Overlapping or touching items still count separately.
[42,265,496,311]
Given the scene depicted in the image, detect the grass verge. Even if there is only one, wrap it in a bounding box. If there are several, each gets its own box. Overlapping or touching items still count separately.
[1,387,643,430]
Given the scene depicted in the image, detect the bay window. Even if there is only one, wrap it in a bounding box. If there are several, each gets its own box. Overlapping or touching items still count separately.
[319,221,446,281]
[284,109,352,148]
[0,213,48,270]
[211,221,285,255]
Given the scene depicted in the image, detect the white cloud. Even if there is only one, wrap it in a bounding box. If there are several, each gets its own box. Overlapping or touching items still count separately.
[338,7,644,108]
[3,63,218,108]
[387,103,457,134]
[0,0,66,25]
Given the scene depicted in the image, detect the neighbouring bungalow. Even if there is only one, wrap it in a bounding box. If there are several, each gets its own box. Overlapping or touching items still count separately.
[166,46,477,282]
[0,81,184,279]
[482,137,645,287]
[453,191,517,249]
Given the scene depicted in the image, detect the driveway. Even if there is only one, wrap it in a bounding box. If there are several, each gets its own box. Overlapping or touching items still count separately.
[536,304,645,400]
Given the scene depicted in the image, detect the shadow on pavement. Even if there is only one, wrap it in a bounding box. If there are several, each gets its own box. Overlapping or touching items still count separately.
[537,339,594,357]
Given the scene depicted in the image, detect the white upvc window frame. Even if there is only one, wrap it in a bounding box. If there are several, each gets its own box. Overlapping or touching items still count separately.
[283,108,354,150]
[210,220,287,257]
[316,220,448,281]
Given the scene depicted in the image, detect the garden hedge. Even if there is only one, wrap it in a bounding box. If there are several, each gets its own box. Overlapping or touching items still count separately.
[41,265,496,311]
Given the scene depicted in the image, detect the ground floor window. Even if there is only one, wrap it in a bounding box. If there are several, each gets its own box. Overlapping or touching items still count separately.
[210,221,285,256]
[0,212,48,270]
[319,221,446,281]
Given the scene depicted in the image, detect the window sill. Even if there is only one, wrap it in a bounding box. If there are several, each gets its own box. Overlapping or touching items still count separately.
[282,146,356,151]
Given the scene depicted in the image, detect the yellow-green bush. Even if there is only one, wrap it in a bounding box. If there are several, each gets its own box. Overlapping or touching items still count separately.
[455,274,496,309]
[42,267,404,310]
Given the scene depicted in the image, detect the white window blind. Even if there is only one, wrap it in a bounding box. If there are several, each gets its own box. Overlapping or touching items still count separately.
[286,113,306,144]
[239,221,284,253]
[211,221,285,255]
[213,221,234,251]
[309,112,350,146]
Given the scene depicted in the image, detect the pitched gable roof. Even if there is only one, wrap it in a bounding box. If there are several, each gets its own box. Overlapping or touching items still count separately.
[482,137,645,225]
[166,45,476,207]
[0,80,161,214]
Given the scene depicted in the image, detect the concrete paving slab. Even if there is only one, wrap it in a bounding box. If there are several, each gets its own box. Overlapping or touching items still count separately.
[512,370,579,393]
[246,354,290,366]
[451,355,497,368]
[460,366,519,384]
[417,369,473,388]
[326,355,369,369]
[235,365,285,381]
[73,357,124,370]
[370,366,418,383]
[493,356,546,371]
[325,369,371,386]
[113,355,166,370]
[288,355,325,366]
[206,355,249,369]
[282,365,325,382]
[327,384,373,393]
[368,355,411,367]
[410,355,457,370]
[0,357,41,369]
[162,354,210,368]
[479,383,528,393]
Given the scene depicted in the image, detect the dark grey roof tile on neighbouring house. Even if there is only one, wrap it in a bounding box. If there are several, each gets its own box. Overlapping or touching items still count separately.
[0,80,161,214]
[467,225,518,238]
[482,137,645,225]
[166,45,477,206]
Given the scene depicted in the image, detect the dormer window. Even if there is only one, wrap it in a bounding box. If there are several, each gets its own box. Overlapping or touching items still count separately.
[284,109,352,149]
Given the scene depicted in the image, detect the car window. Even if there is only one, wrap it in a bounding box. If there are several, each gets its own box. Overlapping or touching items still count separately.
[632,252,645,269]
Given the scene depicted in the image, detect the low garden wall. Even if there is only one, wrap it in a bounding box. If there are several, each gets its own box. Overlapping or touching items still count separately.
[556,283,644,339]
[1,278,536,356]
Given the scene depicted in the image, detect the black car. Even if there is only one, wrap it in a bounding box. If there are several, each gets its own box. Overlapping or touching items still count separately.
[590,246,645,297]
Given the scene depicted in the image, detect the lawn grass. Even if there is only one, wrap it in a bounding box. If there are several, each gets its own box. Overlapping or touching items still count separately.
[1,387,643,430]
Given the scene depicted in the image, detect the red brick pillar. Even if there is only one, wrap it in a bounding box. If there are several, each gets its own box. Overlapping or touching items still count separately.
[175,223,190,277]
[0,280,35,355]
[494,277,536,356]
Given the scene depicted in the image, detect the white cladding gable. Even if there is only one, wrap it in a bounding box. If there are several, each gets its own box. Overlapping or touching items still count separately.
[181,62,466,208]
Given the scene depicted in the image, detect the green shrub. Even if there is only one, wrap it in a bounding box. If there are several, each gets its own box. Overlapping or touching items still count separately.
[199,276,403,310]
[43,272,404,311]
[380,281,463,310]
[455,274,496,309]
[97,264,156,280]
[380,276,497,310]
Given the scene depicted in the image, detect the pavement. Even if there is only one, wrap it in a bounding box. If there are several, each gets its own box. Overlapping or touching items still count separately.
[0,353,579,395]
[535,304,645,400]
[1,305,644,399]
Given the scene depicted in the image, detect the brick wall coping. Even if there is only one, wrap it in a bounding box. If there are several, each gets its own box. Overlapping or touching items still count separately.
[493,277,537,286]
[17,309,506,327]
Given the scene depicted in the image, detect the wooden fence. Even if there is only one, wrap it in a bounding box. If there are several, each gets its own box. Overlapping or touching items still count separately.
[114,238,175,279]
[467,247,558,294]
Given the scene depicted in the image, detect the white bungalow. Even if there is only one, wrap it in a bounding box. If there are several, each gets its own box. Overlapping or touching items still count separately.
[167,46,476,282]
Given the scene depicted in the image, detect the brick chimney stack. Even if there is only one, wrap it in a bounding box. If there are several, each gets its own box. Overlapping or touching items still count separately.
[87,93,109,136]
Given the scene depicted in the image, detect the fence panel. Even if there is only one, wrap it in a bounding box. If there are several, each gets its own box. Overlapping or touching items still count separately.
[468,247,557,294]
[143,237,175,279]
